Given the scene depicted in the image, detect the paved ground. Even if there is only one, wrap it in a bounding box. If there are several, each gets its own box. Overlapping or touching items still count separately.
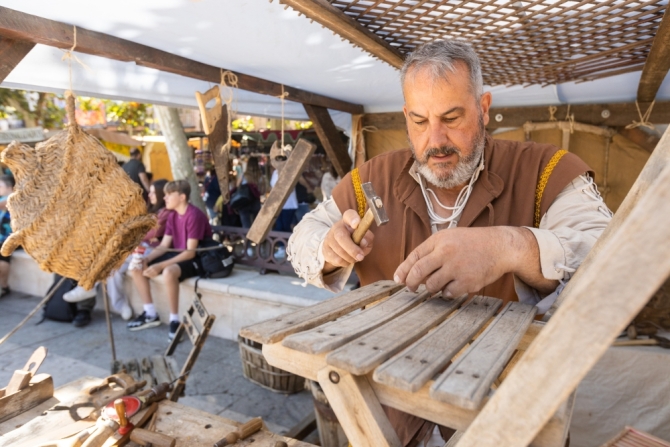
[0,290,315,436]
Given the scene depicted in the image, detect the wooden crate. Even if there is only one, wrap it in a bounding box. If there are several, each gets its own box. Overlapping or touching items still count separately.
[238,336,305,394]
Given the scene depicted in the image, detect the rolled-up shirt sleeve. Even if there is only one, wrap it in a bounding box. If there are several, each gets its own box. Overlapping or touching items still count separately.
[287,198,352,292]
[515,174,613,312]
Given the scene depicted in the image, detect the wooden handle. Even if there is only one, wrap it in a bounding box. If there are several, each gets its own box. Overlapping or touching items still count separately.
[80,420,119,447]
[238,417,263,439]
[114,399,128,427]
[351,208,375,245]
[130,428,176,447]
[195,86,223,135]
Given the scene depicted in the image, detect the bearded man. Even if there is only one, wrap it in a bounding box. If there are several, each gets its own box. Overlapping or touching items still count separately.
[287,40,611,446]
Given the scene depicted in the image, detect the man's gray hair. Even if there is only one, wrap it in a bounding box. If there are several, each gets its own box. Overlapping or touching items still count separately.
[400,40,483,98]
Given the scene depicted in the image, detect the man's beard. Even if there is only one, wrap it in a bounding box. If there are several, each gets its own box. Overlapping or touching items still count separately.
[410,117,486,190]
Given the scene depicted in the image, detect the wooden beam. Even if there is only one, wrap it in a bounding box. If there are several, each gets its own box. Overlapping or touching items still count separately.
[0,37,35,83]
[246,139,316,244]
[279,0,404,69]
[304,104,352,176]
[362,102,670,131]
[0,6,363,115]
[456,126,670,447]
[637,4,670,102]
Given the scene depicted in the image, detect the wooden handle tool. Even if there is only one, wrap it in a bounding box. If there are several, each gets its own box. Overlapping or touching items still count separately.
[351,208,375,245]
[80,419,119,447]
[351,182,389,246]
[196,86,223,135]
[130,427,176,447]
[213,417,263,447]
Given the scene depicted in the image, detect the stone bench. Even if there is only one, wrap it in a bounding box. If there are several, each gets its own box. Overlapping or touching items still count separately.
[8,249,343,341]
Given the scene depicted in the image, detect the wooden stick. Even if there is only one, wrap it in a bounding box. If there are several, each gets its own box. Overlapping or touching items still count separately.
[455,130,670,447]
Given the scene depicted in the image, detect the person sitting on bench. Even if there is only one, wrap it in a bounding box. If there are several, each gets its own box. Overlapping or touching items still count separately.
[127,179,212,341]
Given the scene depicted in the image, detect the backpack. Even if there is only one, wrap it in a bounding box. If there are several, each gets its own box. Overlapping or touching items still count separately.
[198,239,235,279]
[42,275,78,322]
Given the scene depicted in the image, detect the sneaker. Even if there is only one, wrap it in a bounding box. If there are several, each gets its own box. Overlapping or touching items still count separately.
[168,321,181,342]
[0,286,10,298]
[72,310,91,328]
[63,286,97,303]
[120,303,133,321]
[127,311,160,331]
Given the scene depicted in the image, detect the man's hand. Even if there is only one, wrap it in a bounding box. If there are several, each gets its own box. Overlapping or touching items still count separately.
[322,209,374,274]
[143,262,164,278]
[394,227,536,297]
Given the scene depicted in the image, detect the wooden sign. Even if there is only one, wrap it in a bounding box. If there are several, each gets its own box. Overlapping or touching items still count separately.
[246,138,316,244]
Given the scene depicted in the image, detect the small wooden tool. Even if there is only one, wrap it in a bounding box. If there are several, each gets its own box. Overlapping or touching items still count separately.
[351,182,389,245]
[213,417,263,447]
[196,86,223,135]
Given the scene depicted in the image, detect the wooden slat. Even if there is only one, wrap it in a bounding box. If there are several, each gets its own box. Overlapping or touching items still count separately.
[279,0,404,69]
[240,280,402,344]
[282,288,431,354]
[362,102,670,131]
[262,342,573,447]
[637,3,670,102]
[0,6,363,115]
[150,356,172,387]
[246,138,316,243]
[181,312,199,345]
[317,366,402,447]
[455,127,670,447]
[430,302,537,410]
[304,104,352,177]
[326,295,466,375]
[0,37,34,83]
[373,296,501,393]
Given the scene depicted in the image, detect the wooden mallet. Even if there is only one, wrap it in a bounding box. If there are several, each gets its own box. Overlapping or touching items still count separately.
[351,182,389,245]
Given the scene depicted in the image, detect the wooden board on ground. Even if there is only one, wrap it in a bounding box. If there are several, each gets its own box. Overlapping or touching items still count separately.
[152,400,316,447]
[430,302,537,410]
[326,295,466,375]
[246,138,316,244]
[240,281,402,344]
[283,288,431,354]
[373,296,502,392]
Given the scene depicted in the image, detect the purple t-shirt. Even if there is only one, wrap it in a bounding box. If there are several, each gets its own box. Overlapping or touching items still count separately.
[164,204,212,250]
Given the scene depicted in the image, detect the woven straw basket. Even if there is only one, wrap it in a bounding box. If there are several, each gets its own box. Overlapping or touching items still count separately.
[0,93,156,289]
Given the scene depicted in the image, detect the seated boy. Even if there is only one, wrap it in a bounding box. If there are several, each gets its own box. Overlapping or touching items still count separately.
[127,179,212,340]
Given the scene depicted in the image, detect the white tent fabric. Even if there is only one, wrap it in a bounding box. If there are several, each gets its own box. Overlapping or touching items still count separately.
[2,0,669,123]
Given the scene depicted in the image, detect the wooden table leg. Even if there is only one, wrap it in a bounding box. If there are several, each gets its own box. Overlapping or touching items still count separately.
[317,366,401,447]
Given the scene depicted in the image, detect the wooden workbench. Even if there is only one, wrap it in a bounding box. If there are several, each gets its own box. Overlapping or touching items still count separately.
[0,376,315,447]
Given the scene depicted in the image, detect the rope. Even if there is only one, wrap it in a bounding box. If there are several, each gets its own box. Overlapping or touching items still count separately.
[220,69,239,155]
[534,150,568,228]
[351,168,366,218]
[60,26,90,94]
[625,100,656,132]
[0,277,67,346]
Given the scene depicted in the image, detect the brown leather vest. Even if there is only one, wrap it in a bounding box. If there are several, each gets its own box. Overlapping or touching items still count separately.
[332,134,592,305]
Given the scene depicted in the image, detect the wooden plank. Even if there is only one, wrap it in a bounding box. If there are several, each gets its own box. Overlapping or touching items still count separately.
[246,138,316,243]
[207,103,231,204]
[317,366,401,447]
[637,3,670,102]
[181,312,199,345]
[0,6,363,115]
[455,130,670,447]
[362,102,670,131]
[0,374,53,423]
[0,37,34,83]
[326,295,466,375]
[240,280,402,344]
[373,296,502,393]
[430,302,537,410]
[304,105,352,177]
[262,342,571,447]
[279,0,404,69]
[545,108,670,319]
[282,288,431,354]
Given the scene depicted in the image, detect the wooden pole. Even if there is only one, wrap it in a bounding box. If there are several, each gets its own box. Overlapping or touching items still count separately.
[637,3,670,102]
[304,104,352,177]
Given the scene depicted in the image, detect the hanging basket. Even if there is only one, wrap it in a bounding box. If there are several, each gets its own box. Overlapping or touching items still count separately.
[0,92,156,290]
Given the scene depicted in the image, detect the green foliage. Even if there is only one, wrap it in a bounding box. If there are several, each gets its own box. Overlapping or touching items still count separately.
[0,89,65,129]
[104,101,152,135]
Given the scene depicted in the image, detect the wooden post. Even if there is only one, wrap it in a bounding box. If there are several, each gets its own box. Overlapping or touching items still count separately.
[455,129,670,447]
[246,139,316,244]
[317,366,402,447]
[637,2,670,102]
[154,105,206,213]
[304,104,352,177]
[0,37,34,83]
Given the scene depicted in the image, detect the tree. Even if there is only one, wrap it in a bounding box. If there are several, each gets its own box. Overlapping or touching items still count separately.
[0,89,66,129]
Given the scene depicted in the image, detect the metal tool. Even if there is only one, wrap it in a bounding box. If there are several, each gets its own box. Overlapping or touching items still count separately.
[213,417,263,447]
[351,182,389,245]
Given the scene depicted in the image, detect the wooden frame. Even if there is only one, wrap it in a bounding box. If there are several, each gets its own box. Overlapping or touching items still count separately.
[0,37,34,83]
[637,3,670,102]
[304,104,352,177]
[0,6,363,115]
